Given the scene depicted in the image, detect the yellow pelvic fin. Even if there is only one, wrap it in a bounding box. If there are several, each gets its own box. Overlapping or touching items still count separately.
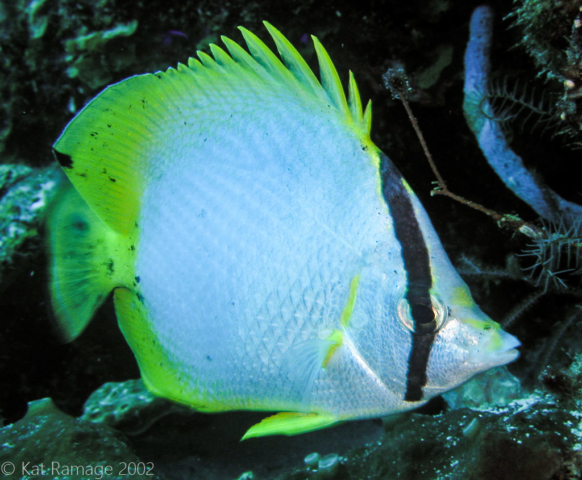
[317,274,361,367]
[287,273,360,374]
[241,412,339,440]
[340,274,360,328]
[47,183,136,341]
[322,329,344,368]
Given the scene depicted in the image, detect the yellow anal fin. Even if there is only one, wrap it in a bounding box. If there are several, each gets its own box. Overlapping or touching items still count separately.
[115,288,241,414]
[241,412,339,440]
[114,288,193,405]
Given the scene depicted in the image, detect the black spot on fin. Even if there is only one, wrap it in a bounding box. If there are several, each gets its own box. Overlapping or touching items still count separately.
[53,148,73,169]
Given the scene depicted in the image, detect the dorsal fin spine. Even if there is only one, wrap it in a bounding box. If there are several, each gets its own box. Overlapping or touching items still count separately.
[238,27,292,86]
[197,50,217,69]
[209,43,236,68]
[364,100,373,134]
[263,22,323,101]
[187,57,203,70]
[221,36,267,80]
[348,71,363,128]
[239,22,370,137]
[311,36,350,119]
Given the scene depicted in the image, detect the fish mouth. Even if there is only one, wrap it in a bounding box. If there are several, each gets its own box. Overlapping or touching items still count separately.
[496,347,520,364]
[467,346,520,367]
[498,330,521,359]
[467,330,521,367]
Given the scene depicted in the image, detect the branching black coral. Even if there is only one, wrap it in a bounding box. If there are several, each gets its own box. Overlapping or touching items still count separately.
[520,218,582,292]
[481,78,560,137]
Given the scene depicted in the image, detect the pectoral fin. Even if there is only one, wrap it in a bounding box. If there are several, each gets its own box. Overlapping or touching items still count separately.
[241,412,339,440]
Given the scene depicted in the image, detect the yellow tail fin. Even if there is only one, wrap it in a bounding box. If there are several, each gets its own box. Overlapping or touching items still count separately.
[46,182,133,341]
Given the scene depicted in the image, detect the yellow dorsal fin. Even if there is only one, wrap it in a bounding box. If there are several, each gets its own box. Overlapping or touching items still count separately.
[241,412,339,439]
[208,43,235,67]
[52,23,371,234]
[312,36,349,118]
[238,27,293,85]
[263,22,325,102]
[52,70,185,235]
[348,71,363,125]
[363,100,373,134]
[220,35,264,76]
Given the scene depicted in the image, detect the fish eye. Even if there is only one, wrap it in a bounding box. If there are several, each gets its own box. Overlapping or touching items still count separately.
[397,293,448,335]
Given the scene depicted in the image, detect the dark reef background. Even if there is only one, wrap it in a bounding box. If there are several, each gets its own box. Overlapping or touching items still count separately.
[1,0,582,478]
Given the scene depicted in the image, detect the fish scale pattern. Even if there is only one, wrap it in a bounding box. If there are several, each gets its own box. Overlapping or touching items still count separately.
[241,237,344,377]
[137,93,388,411]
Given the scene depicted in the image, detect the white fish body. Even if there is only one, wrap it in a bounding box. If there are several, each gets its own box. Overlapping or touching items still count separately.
[48,23,520,438]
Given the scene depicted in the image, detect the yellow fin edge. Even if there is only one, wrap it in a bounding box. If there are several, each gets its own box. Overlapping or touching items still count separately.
[241,412,339,440]
[114,288,206,408]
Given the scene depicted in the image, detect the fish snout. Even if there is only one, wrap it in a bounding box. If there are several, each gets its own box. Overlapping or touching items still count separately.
[467,327,520,367]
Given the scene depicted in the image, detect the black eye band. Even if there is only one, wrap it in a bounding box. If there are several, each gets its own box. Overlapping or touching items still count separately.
[378,152,436,402]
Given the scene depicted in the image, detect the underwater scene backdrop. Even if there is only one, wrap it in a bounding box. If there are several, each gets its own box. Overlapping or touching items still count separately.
[1,0,582,478]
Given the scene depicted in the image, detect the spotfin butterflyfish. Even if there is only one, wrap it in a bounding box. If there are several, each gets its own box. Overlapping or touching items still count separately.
[48,22,520,440]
